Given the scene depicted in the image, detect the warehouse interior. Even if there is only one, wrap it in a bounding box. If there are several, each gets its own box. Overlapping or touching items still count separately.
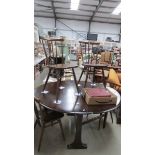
[34,0,121,155]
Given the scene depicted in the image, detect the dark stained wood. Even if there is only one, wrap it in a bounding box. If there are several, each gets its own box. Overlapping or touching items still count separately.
[79,40,100,45]
[107,65,121,71]
[43,38,64,42]
[47,63,78,69]
[83,64,108,68]
[67,115,87,149]
[103,112,108,128]
[34,98,65,151]
[40,35,79,101]
[35,81,119,115]
[78,64,108,87]
[42,64,79,101]
[35,81,120,149]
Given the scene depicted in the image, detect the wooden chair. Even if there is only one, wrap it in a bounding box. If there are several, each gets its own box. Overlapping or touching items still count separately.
[100,51,112,64]
[99,68,121,127]
[106,69,121,124]
[34,97,65,151]
[94,51,113,83]
[40,37,79,102]
[78,40,107,87]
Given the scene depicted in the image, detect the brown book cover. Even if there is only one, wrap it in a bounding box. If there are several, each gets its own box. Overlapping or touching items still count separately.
[82,88,117,105]
[85,88,111,97]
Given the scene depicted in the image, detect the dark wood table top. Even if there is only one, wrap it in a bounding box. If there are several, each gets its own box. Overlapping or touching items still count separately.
[107,65,121,70]
[34,81,120,114]
[41,37,64,42]
[47,63,78,69]
[83,63,108,67]
[79,40,100,45]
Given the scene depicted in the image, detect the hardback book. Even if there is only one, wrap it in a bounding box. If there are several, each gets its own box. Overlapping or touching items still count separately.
[85,88,111,97]
[82,88,117,105]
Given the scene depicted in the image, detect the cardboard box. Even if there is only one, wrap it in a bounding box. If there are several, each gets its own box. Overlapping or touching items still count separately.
[82,88,117,105]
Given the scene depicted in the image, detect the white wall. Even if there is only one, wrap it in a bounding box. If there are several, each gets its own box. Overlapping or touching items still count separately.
[34,17,55,35]
[91,22,120,41]
[34,17,121,41]
[57,19,89,32]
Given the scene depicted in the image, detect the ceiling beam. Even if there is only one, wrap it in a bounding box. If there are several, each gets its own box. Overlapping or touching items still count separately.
[51,0,56,19]
[90,0,105,22]
[34,15,54,18]
[102,0,120,2]
[57,19,86,39]
[34,11,120,21]
[35,3,51,9]
[35,4,114,14]
[34,10,53,13]
[53,6,113,14]
[34,15,121,24]
[38,0,116,9]
[56,13,120,21]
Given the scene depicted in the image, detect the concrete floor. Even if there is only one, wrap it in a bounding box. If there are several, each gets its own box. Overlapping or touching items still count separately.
[34,61,121,155]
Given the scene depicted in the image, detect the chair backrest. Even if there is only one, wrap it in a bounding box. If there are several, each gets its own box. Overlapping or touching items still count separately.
[39,37,50,62]
[106,69,121,92]
[100,51,112,64]
[79,40,100,64]
[34,97,45,125]
[40,37,65,65]
[48,39,65,64]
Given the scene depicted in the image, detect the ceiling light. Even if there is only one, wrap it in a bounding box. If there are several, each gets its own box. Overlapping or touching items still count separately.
[70,0,80,10]
[112,2,121,15]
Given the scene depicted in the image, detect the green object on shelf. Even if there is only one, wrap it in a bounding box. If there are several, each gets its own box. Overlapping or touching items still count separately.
[83,54,91,60]
[57,45,70,63]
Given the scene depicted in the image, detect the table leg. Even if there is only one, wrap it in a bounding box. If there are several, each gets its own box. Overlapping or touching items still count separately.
[92,67,95,84]
[67,114,87,149]
[78,67,85,84]
[84,67,89,88]
[42,68,51,91]
[102,68,106,87]
[34,66,36,80]
[72,68,80,93]
[56,76,61,103]
[103,112,108,128]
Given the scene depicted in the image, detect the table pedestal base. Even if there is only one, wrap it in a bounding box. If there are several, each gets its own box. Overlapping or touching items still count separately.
[67,143,87,149]
[67,114,87,149]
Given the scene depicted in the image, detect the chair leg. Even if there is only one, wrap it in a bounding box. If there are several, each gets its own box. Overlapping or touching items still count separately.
[78,68,84,84]
[38,124,45,152]
[84,68,89,87]
[103,112,108,129]
[56,77,61,102]
[42,68,51,91]
[101,68,106,87]
[34,120,37,128]
[110,111,113,123]
[58,119,65,141]
[86,114,89,120]
[34,119,41,128]
[98,113,102,130]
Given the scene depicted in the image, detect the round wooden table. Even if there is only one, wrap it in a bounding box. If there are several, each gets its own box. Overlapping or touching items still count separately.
[34,81,120,149]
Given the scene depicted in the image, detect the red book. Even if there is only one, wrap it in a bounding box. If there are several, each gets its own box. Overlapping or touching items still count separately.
[86,88,111,97]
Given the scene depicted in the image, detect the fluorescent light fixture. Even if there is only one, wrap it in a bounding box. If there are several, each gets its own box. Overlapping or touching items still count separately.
[70,0,80,10]
[112,2,121,15]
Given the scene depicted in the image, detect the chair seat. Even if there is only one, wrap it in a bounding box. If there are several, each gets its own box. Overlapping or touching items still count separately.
[47,64,78,69]
[44,110,64,123]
